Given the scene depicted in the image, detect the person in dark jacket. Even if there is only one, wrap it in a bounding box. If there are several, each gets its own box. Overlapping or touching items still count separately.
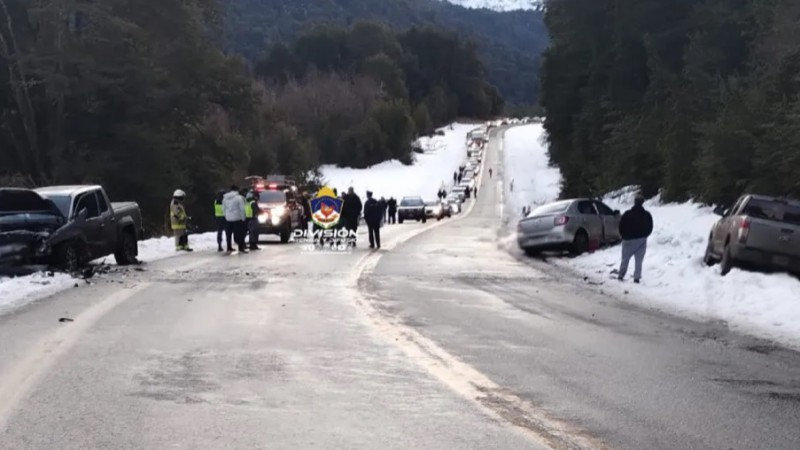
[387,197,397,224]
[378,197,387,225]
[363,191,382,249]
[341,187,363,245]
[617,195,654,283]
[453,171,457,184]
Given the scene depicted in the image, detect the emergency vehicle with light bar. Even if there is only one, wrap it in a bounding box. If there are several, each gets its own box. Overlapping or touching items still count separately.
[248,175,305,243]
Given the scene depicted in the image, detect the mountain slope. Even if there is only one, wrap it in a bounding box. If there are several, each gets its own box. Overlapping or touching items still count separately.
[223,0,548,105]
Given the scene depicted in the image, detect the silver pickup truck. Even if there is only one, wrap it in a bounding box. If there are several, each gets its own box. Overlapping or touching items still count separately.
[703,194,800,275]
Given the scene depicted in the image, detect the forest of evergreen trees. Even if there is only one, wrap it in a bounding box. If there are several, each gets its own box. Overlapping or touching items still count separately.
[541,0,800,206]
[0,0,500,231]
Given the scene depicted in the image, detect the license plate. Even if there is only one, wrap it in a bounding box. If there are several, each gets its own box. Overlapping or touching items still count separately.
[773,255,790,266]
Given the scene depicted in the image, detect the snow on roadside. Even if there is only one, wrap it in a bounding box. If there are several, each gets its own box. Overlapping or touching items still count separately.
[320,123,476,201]
[503,123,800,349]
[503,124,561,216]
[0,231,219,315]
[0,272,76,315]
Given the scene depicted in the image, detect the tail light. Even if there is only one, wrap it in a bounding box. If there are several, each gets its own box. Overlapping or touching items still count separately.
[738,217,750,243]
[554,215,569,226]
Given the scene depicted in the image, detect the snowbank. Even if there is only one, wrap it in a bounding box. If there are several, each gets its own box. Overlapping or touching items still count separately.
[0,231,218,315]
[320,123,476,201]
[503,124,561,216]
[502,124,800,349]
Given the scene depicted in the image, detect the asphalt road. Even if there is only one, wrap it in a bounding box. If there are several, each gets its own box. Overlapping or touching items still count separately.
[0,213,546,448]
[2,127,800,450]
[365,127,800,450]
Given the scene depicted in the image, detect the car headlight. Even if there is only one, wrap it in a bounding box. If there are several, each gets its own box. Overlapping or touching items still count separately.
[271,214,282,226]
[272,206,286,217]
[257,214,268,224]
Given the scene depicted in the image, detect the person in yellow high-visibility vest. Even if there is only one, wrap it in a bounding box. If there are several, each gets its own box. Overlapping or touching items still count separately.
[242,188,254,249]
[170,189,193,252]
[214,190,225,252]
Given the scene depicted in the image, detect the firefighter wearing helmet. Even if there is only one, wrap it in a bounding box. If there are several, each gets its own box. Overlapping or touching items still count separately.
[170,189,193,252]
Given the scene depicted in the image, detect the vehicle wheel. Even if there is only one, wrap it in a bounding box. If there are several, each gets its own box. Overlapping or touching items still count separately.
[570,230,589,256]
[280,227,291,243]
[114,231,138,265]
[720,243,735,276]
[422,217,427,223]
[399,217,404,224]
[437,216,442,221]
[702,237,718,267]
[55,242,81,272]
[524,247,541,257]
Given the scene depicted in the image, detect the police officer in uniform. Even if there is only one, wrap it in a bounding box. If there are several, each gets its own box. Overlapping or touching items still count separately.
[214,190,225,252]
[241,188,254,249]
[247,191,261,250]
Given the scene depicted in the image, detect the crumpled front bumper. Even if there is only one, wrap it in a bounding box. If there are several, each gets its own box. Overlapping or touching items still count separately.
[0,231,51,267]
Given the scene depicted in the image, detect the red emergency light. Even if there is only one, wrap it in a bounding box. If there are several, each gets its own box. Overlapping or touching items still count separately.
[268,183,278,189]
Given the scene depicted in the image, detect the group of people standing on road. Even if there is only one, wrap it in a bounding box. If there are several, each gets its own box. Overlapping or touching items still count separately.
[334,187,398,249]
[170,186,260,254]
[213,185,261,253]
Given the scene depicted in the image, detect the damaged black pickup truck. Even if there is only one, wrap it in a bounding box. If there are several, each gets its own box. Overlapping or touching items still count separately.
[0,186,143,272]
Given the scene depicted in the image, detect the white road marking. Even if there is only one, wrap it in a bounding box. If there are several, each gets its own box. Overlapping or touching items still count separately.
[349,129,609,450]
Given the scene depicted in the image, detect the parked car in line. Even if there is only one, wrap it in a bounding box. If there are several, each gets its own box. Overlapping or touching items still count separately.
[397,196,427,223]
[425,201,447,220]
[517,198,621,256]
[703,194,800,275]
[36,185,143,270]
[451,186,467,202]
[441,201,454,217]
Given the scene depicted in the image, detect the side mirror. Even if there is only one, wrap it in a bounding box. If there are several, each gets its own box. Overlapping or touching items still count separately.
[74,208,88,222]
[713,206,726,216]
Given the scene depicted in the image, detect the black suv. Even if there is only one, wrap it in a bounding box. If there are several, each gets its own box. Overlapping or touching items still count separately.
[254,180,304,243]
[398,196,427,224]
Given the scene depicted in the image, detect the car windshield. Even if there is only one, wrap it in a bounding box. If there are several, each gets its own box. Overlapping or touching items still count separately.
[0,212,62,225]
[401,198,423,206]
[258,190,285,203]
[743,199,800,225]
[531,201,572,216]
[40,194,70,217]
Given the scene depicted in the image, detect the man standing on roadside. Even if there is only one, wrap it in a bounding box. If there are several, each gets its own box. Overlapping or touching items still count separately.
[222,185,247,253]
[617,195,654,283]
[214,190,225,252]
[341,187,363,246]
[387,197,397,224]
[363,191,382,249]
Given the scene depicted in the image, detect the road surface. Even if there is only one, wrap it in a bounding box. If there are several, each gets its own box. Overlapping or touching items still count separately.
[0,127,799,450]
[365,127,800,450]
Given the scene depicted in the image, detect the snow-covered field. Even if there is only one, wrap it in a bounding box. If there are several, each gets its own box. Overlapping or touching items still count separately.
[321,123,475,201]
[503,124,561,217]
[0,232,218,315]
[503,123,800,349]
